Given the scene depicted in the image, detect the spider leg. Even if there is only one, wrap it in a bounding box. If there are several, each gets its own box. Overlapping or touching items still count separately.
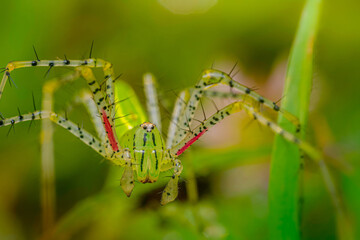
[40,70,81,231]
[0,111,112,159]
[120,148,135,197]
[102,61,116,110]
[75,89,107,144]
[166,89,190,149]
[170,101,321,161]
[173,69,301,145]
[160,158,183,205]
[143,73,162,131]
[201,69,301,130]
[203,90,245,100]
[0,58,129,156]
[0,58,116,103]
[79,66,120,156]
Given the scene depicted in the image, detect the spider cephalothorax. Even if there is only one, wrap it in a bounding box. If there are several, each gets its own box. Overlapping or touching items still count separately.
[0,56,321,205]
[140,122,156,132]
[119,122,167,184]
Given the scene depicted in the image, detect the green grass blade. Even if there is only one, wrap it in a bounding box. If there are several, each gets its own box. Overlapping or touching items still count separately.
[268,0,322,239]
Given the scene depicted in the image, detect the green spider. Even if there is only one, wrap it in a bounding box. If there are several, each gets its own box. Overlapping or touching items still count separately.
[0,55,321,205]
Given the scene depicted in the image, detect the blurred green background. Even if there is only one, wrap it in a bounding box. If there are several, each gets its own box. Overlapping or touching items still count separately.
[0,0,359,239]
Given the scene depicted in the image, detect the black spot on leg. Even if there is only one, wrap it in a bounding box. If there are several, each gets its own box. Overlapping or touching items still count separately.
[88,80,96,86]
[93,88,100,94]
[64,59,70,65]
[229,81,234,88]
[273,102,280,111]
[31,61,37,66]
[49,62,54,67]
[245,88,251,94]
[300,162,304,169]
[258,96,264,103]
[0,120,3,126]
[167,192,171,196]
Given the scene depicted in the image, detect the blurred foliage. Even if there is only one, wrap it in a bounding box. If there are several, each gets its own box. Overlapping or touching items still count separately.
[0,0,359,239]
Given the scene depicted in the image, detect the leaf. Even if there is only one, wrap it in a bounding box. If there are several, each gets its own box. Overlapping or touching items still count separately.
[268,0,322,239]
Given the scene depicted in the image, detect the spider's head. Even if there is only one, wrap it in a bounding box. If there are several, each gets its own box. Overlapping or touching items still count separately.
[140,122,156,132]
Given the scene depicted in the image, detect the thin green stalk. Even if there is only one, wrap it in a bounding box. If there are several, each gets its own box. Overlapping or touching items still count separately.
[268,0,322,239]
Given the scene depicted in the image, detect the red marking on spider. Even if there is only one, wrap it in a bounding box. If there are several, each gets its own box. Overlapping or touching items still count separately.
[102,109,119,152]
[176,129,208,156]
